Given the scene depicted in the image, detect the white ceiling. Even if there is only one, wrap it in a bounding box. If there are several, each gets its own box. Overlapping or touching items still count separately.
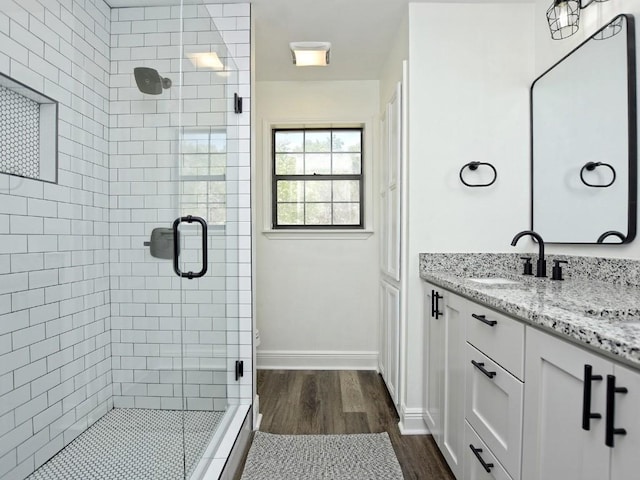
[104,0,534,82]
[253,0,409,82]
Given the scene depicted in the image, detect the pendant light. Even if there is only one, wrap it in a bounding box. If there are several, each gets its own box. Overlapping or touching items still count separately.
[547,0,609,40]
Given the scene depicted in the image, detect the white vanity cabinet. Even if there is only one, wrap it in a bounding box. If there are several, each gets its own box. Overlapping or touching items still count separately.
[422,278,640,480]
[423,282,466,479]
[523,327,640,480]
[464,302,524,480]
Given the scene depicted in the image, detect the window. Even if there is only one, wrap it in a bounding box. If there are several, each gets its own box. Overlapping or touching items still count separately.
[180,127,227,230]
[272,128,364,229]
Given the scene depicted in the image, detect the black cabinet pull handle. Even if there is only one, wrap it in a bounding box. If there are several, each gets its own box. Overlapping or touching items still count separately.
[172,215,208,279]
[469,444,494,473]
[434,291,443,319]
[605,374,628,447]
[471,360,496,379]
[431,290,436,317]
[582,364,603,430]
[472,313,497,327]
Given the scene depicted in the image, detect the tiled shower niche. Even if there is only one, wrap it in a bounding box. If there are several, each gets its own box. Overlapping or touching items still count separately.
[0,73,58,183]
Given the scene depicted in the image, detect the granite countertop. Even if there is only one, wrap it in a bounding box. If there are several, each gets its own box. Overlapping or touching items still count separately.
[419,253,640,369]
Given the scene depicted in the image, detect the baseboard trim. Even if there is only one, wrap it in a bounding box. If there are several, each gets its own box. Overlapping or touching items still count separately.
[256,350,378,370]
[398,405,429,435]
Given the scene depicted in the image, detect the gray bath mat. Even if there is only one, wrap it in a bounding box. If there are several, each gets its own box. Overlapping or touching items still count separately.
[240,431,404,479]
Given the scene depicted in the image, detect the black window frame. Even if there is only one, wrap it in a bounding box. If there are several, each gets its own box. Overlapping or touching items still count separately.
[272,127,365,230]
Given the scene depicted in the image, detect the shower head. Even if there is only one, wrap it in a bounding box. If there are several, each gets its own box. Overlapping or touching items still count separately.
[133,67,172,95]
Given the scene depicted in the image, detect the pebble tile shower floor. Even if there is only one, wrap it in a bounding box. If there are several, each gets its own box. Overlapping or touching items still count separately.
[26,409,224,480]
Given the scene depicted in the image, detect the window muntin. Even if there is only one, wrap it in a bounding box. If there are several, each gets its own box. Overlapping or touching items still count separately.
[272,128,364,229]
[180,127,227,229]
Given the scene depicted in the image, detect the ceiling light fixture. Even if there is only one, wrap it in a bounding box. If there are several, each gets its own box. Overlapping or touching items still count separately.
[547,0,609,40]
[187,52,224,70]
[289,41,331,67]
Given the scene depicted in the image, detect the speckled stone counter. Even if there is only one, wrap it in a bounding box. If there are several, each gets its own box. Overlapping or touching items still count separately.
[419,253,640,369]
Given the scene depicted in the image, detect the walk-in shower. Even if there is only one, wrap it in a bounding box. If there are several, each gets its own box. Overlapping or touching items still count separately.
[0,1,252,479]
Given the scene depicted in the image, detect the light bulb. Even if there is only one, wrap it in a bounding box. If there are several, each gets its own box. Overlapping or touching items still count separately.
[555,1,570,29]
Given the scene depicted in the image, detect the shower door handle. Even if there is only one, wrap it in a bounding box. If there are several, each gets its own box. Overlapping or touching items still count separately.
[172,215,208,279]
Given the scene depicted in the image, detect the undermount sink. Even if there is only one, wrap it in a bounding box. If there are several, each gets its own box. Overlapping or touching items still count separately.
[468,277,521,285]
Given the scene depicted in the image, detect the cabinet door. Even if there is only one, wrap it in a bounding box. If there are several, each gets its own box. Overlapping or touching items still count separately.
[466,344,523,479]
[379,83,401,281]
[441,292,465,479]
[379,282,388,377]
[610,364,640,480]
[380,281,399,406]
[522,328,610,480]
[423,283,443,440]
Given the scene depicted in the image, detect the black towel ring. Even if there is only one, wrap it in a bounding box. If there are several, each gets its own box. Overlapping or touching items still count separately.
[580,162,616,188]
[459,162,497,187]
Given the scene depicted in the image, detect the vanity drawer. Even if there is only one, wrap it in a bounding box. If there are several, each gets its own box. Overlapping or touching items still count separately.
[465,302,525,380]
[464,421,513,480]
[466,343,523,480]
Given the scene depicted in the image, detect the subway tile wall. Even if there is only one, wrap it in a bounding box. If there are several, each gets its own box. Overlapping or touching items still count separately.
[109,4,252,411]
[0,1,112,478]
[0,1,251,479]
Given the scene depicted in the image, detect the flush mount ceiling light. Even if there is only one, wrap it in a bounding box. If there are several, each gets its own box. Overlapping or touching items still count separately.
[547,0,609,40]
[289,41,331,67]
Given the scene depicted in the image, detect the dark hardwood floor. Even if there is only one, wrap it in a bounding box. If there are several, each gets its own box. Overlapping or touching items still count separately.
[235,370,455,480]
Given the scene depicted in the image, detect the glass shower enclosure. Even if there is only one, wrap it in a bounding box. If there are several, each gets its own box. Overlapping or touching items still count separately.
[0,1,251,479]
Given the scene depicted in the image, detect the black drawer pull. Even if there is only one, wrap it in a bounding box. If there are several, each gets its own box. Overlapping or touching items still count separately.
[471,360,496,379]
[472,313,497,327]
[469,444,494,473]
[605,374,628,447]
[582,364,603,430]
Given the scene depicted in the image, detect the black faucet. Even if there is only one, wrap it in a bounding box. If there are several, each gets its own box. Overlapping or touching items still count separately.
[511,230,546,278]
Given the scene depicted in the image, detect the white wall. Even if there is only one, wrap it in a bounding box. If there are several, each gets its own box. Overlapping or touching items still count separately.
[534,0,640,260]
[255,80,380,369]
[380,14,408,109]
[401,1,535,423]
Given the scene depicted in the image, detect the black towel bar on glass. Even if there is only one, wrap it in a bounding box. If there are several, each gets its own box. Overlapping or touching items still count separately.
[459,161,497,187]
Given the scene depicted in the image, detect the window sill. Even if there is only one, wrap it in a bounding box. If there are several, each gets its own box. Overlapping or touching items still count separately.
[262,229,374,240]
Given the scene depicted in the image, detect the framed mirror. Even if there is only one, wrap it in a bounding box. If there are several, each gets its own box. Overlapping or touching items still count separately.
[531,14,637,244]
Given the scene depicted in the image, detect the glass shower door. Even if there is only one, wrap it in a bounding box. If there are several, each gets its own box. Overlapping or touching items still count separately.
[174,4,243,478]
[112,2,243,478]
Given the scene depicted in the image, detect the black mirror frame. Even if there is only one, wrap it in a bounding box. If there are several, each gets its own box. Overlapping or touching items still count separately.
[530,14,637,245]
